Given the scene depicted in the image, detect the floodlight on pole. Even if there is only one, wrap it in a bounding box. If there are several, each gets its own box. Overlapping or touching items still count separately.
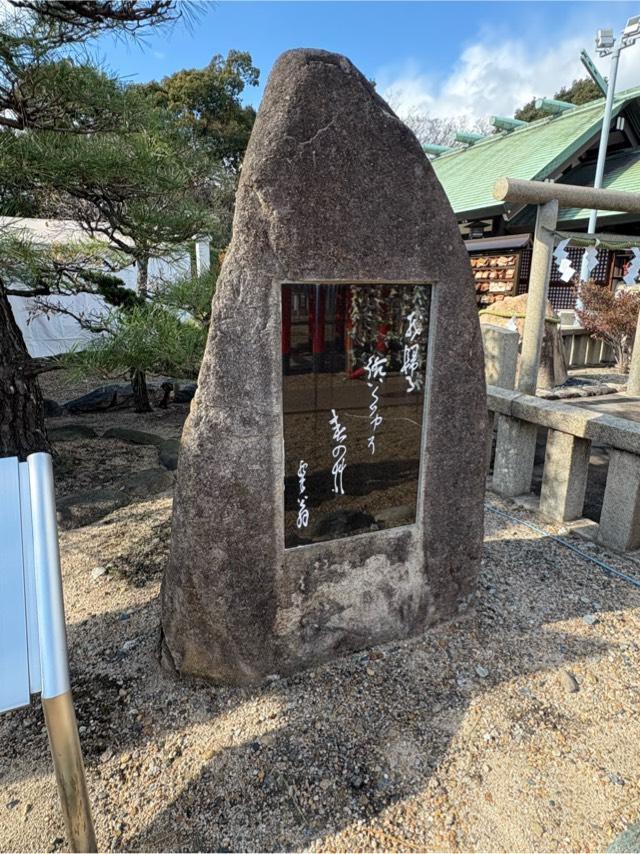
[596,28,615,50]
[579,16,640,287]
[623,15,640,39]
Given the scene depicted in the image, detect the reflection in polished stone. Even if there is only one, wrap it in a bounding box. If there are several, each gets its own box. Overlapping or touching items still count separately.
[282,283,431,548]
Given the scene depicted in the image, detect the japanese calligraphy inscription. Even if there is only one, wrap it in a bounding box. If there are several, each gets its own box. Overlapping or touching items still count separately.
[283,283,432,548]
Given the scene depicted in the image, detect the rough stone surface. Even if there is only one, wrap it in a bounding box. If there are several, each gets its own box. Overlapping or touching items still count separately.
[48,423,98,442]
[158,438,180,471]
[481,324,519,390]
[44,398,64,417]
[598,448,640,552]
[539,429,591,522]
[102,427,165,447]
[57,488,128,530]
[63,384,134,413]
[121,467,174,498]
[162,49,486,685]
[608,822,640,853]
[480,295,568,390]
[492,415,538,497]
[482,324,519,470]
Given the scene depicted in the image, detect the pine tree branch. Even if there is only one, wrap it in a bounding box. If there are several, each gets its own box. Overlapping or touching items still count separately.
[31,297,112,334]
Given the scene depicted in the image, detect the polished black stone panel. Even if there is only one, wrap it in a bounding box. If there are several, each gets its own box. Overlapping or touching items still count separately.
[282,283,432,548]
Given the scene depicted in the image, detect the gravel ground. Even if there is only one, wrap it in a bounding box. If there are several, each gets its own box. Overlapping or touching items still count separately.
[2,452,640,851]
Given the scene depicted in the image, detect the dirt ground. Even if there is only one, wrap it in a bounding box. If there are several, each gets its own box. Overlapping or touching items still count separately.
[2,383,640,853]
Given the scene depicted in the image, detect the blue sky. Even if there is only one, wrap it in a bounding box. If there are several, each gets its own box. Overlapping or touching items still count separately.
[100,1,640,121]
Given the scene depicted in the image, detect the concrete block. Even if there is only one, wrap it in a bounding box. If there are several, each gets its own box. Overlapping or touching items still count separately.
[481,324,519,389]
[539,429,590,522]
[512,492,540,513]
[572,333,588,369]
[566,517,600,542]
[598,449,640,552]
[492,415,538,497]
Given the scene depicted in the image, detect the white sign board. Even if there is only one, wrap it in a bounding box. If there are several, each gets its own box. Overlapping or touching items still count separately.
[0,457,31,712]
[0,454,68,713]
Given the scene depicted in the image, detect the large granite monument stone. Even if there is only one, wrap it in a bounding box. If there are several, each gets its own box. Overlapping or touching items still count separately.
[161,49,486,685]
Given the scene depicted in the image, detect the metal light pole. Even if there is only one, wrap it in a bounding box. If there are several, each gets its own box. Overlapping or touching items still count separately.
[579,18,640,284]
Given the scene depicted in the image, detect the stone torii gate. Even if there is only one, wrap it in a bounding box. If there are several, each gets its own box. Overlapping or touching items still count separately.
[490,176,640,497]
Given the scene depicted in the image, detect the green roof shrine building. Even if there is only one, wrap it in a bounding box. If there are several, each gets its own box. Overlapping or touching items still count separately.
[430,86,640,312]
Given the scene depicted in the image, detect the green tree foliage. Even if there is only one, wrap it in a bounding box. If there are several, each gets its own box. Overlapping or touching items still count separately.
[65,266,217,382]
[0,1,180,134]
[1,106,224,410]
[0,231,138,335]
[66,303,207,381]
[1,0,257,438]
[0,1,255,414]
[515,77,603,123]
[0,0,184,455]
[155,258,220,329]
[139,50,259,171]
[3,120,221,268]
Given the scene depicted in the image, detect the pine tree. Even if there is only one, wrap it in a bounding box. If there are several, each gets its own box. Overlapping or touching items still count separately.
[514,77,603,123]
[64,265,219,386]
[0,0,184,455]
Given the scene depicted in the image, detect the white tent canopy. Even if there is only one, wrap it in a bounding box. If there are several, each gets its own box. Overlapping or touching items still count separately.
[2,217,199,357]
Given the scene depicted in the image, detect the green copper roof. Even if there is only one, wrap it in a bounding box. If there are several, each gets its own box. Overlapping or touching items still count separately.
[557,148,640,223]
[431,86,640,219]
[510,147,640,228]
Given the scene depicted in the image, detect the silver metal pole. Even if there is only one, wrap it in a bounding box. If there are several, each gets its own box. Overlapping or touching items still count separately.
[518,199,559,395]
[28,454,97,853]
[579,45,622,282]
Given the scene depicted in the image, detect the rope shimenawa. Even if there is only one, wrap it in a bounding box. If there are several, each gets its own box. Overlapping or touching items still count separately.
[485,503,640,591]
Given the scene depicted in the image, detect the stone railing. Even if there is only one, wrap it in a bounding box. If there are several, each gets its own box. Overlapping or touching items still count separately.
[487,385,640,553]
[562,326,614,369]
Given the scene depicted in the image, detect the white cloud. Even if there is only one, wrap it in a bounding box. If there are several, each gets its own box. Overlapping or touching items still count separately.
[379,27,640,124]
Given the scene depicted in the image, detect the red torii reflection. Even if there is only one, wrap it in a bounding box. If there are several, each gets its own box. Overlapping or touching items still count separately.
[281,284,390,376]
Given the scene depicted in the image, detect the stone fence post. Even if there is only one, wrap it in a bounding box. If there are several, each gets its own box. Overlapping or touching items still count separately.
[195,238,211,277]
[481,324,519,469]
[626,307,640,397]
[487,385,640,550]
